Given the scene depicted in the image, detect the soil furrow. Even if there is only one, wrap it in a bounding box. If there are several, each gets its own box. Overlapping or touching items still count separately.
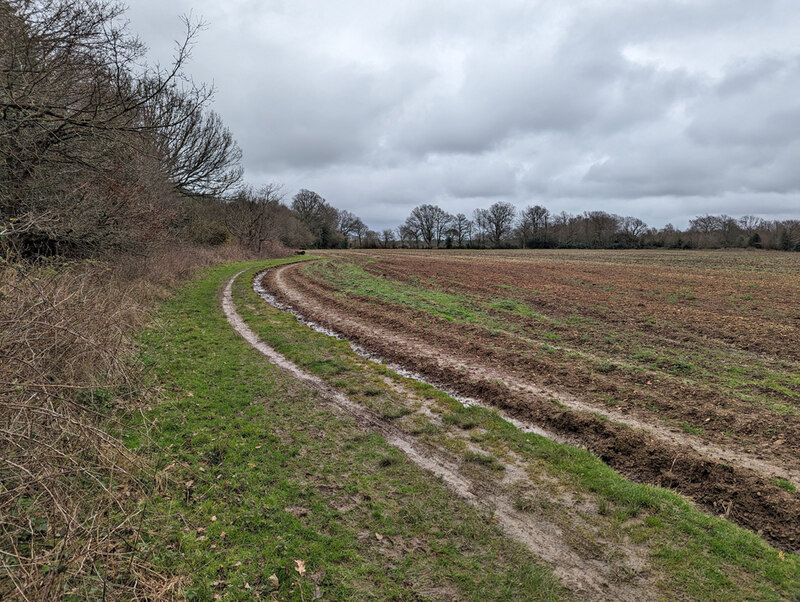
[263,262,800,552]
[283,260,800,467]
[222,271,658,601]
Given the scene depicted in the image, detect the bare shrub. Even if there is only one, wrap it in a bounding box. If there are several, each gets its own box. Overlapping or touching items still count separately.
[0,243,285,598]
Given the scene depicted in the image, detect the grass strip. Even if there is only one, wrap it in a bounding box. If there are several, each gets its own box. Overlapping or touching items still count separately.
[130,259,565,601]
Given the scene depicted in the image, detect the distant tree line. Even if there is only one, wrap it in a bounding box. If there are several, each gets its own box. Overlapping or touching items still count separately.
[375,202,800,251]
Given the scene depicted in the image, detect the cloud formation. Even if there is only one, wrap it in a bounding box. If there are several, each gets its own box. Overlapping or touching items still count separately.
[127,0,800,229]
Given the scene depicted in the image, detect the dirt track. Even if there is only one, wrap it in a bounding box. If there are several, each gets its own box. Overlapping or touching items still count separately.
[223,271,658,601]
[261,261,800,552]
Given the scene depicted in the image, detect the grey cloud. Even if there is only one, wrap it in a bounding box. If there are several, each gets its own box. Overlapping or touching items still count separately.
[126,0,800,229]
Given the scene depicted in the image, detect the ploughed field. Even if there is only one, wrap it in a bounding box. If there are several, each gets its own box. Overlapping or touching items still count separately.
[261,249,800,549]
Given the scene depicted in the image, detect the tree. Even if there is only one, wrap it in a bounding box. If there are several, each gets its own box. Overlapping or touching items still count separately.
[778,228,791,251]
[518,205,550,248]
[337,209,360,243]
[381,229,395,248]
[689,214,724,247]
[397,224,418,248]
[449,213,472,247]
[616,216,648,248]
[581,211,620,248]
[147,89,243,197]
[472,208,489,247]
[353,218,369,247]
[226,184,311,251]
[482,202,516,247]
[0,0,240,258]
[404,204,452,248]
[739,215,763,236]
[291,189,342,248]
[364,229,380,248]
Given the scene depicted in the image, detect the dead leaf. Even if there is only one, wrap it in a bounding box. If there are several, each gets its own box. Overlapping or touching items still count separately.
[269,574,279,588]
[220,531,227,539]
[375,532,383,541]
[244,582,251,590]
[234,561,242,567]
[294,559,306,576]
[211,515,217,522]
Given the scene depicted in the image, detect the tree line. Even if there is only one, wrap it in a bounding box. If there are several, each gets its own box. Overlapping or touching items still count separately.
[0,0,247,259]
[375,202,800,251]
[0,0,374,260]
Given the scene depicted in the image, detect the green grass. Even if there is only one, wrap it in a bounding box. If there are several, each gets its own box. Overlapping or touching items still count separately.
[131,259,564,601]
[774,479,797,493]
[463,450,505,471]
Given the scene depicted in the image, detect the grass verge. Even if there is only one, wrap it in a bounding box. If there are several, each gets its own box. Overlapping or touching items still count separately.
[131,259,565,600]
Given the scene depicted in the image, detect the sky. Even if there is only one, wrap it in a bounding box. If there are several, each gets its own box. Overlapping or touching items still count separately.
[127,0,800,231]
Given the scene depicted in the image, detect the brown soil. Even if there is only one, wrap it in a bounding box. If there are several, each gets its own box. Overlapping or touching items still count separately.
[353,251,800,460]
[261,259,800,552]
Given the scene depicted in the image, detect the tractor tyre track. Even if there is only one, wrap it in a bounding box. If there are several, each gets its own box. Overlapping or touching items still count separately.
[222,271,658,601]
[261,263,800,552]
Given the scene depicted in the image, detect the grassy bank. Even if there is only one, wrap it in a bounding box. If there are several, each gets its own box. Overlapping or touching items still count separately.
[133,259,564,600]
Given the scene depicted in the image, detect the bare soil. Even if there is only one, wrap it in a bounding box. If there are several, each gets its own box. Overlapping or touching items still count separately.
[261,256,800,552]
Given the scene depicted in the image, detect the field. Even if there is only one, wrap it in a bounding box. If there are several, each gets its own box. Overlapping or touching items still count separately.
[261,249,800,551]
[117,256,800,601]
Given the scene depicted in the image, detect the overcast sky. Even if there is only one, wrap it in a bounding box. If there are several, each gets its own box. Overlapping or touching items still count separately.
[127,0,800,230]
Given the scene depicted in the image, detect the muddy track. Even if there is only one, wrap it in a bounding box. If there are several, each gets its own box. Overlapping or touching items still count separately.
[262,263,800,552]
[222,271,659,600]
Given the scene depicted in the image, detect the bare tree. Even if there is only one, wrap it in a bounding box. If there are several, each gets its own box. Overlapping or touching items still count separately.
[364,229,380,248]
[381,228,395,248]
[146,89,243,197]
[226,184,311,251]
[482,202,516,247]
[0,0,240,257]
[448,213,472,247]
[337,209,360,242]
[739,215,764,236]
[397,224,418,248]
[291,189,342,248]
[405,204,452,248]
[353,218,369,247]
[517,205,550,247]
[582,211,620,248]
